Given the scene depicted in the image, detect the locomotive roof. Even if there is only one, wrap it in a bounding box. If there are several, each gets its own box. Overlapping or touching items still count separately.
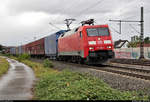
[65,28,79,36]
[59,24,109,38]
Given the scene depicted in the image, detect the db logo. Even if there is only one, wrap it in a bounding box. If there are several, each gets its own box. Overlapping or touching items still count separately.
[98,41,102,44]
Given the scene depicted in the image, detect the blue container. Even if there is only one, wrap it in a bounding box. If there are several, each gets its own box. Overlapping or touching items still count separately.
[44,30,67,58]
[18,46,22,54]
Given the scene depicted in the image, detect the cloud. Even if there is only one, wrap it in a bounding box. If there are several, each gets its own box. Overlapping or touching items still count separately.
[0,0,149,46]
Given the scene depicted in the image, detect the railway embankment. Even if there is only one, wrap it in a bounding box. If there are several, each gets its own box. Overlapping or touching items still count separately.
[30,58,150,100]
[21,60,142,100]
[0,56,9,77]
[31,59,150,91]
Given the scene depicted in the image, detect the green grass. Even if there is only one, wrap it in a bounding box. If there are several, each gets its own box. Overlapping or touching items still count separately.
[43,59,53,68]
[17,54,30,61]
[22,60,58,78]
[0,56,9,77]
[35,70,135,100]
[20,60,148,100]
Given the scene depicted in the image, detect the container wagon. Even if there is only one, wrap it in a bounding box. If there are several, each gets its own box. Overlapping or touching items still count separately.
[25,38,45,57]
[18,46,23,54]
[10,47,17,55]
[44,30,67,59]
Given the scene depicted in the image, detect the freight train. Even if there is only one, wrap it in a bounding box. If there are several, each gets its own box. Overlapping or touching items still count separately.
[7,24,115,64]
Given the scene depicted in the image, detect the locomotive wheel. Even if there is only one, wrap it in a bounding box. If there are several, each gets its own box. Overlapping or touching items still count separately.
[78,58,84,64]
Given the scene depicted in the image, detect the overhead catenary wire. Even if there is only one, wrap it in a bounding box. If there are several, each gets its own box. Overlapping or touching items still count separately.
[45,0,106,40]
[108,0,140,37]
[123,4,150,20]
[73,0,105,18]
[115,0,144,20]
[48,0,79,30]
[129,24,141,34]
[61,0,106,28]
[125,10,150,20]
[49,22,62,30]
[62,0,105,29]
[109,25,121,35]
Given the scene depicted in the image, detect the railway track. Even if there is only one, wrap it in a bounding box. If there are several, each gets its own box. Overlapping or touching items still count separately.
[31,58,150,81]
[110,58,150,66]
[107,63,150,73]
[54,60,150,81]
[91,66,150,81]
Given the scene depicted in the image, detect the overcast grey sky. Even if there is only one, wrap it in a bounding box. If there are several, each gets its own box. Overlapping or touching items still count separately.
[0,0,149,46]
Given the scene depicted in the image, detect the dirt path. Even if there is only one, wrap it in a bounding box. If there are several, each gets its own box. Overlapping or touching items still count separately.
[0,58,35,100]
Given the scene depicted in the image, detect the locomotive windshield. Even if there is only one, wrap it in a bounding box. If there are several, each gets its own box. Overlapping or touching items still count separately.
[86,27,109,37]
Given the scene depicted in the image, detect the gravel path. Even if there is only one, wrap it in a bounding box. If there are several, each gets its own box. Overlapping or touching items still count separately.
[0,58,36,100]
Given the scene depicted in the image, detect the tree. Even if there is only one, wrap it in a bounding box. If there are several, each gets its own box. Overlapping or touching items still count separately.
[127,42,138,48]
[144,37,150,44]
[128,36,140,48]
[0,45,3,51]
[128,36,150,48]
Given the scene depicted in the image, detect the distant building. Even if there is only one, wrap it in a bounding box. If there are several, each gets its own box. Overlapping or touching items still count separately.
[114,39,130,49]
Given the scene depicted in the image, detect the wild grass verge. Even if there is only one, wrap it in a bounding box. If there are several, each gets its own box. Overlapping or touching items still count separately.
[0,56,9,77]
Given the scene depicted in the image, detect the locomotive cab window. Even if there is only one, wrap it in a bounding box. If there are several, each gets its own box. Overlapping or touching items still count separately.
[87,28,98,36]
[98,28,109,36]
[87,27,109,36]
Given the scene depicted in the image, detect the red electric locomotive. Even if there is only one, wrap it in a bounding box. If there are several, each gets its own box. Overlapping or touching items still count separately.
[58,24,114,64]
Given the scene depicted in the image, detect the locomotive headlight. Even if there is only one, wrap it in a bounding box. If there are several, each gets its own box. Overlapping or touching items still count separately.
[89,47,94,50]
[104,40,111,44]
[107,46,112,49]
[88,41,96,45]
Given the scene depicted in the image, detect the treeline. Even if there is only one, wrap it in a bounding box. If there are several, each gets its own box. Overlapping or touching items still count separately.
[128,37,150,48]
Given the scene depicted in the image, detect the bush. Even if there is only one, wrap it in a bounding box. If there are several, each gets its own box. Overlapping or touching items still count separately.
[43,59,53,68]
[3,53,11,57]
[18,54,30,61]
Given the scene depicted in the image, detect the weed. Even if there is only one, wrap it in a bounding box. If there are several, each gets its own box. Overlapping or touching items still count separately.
[43,59,53,68]
[17,54,30,61]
